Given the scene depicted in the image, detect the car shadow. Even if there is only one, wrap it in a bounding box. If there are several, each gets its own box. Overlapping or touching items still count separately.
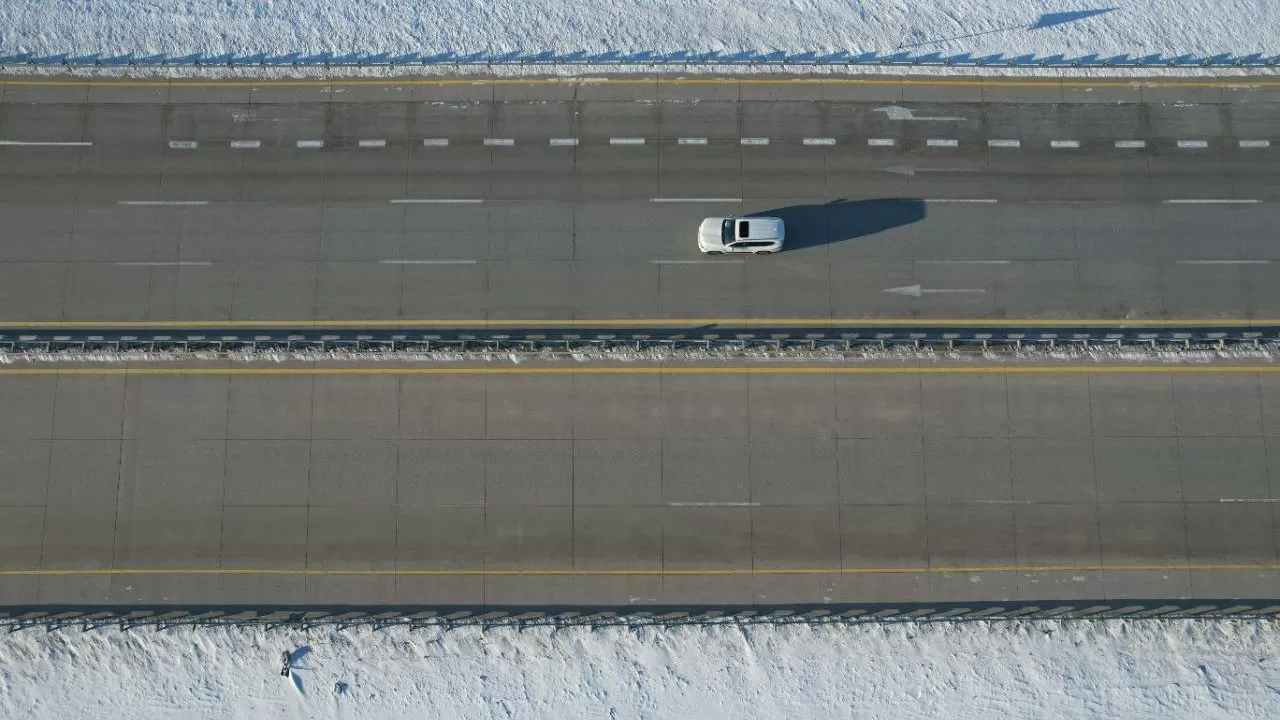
[757,198,926,251]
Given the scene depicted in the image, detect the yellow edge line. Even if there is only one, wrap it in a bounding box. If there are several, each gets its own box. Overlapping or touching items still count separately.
[3,564,1278,576]
[0,318,1274,328]
[4,77,1280,89]
[0,366,1276,376]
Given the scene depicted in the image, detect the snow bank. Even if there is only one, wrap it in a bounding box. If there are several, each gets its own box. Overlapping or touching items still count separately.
[1,619,1276,719]
[2,0,1277,69]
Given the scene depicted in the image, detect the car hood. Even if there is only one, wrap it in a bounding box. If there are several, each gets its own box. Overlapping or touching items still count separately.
[698,217,727,248]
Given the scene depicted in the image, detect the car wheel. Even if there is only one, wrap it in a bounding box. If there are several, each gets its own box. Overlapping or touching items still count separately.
[754,250,773,255]
[706,250,723,255]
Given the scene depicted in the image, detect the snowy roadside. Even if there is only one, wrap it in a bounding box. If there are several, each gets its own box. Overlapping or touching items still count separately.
[1,619,1276,719]
[0,342,1275,366]
[1,0,1278,78]
[3,64,1280,80]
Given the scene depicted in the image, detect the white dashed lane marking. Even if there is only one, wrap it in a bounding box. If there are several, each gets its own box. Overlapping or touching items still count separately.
[296,140,324,149]
[802,138,835,146]
[649,198,742,203]
[358,139,387,148]
[987,139,1020,148]
[118,200,210,206]
[1115,140,1146,149]
[422,138,449,146]
[609,137,646,145]
[1050,140,1080,149]
[867,138,896,147]
[923,198,998,203]
[379,259,478,265]
[678,137,708,145]
[389,199,484,204]
[549,138,579,146]
[230,140,261,149]
[1164,199,1261,204]
[1176,260,1271,264]
[0,140,93,147]
[1239,140,1271,148]
[918,260,1012,265]
[115,261,213,267]
[651,259,745,265]
[1177,140,1209,148]
[167,140,198,149]
[739,137,769,146]
[483,138,514,146]
[926,138,959,147]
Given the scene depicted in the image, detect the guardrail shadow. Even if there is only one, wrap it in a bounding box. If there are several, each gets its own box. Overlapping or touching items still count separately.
[757,198,926,252]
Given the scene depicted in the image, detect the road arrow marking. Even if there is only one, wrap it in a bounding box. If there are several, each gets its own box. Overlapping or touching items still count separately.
[874,105,966,122]
[884,284,987,298]
[882,165,982,176]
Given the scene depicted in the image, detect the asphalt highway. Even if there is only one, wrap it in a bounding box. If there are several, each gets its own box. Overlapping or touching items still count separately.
[0,77,1279,323]
[0,75,1278,607]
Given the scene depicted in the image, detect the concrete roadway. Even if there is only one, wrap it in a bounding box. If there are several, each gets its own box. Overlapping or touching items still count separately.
[0,76,1279,322]
[0,363,1278,606]
[0,76,1279,607]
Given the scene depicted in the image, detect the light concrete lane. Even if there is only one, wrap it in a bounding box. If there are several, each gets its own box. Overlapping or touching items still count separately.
[2,365,1277,605]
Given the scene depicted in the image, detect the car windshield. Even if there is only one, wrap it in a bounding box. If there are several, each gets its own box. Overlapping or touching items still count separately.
[721,219,734,244]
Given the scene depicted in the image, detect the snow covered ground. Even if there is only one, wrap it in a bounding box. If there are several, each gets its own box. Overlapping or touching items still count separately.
[1,619,1276,719]
[1,0,1277,71]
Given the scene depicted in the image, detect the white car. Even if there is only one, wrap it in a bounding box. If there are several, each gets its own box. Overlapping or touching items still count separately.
[698,216,785,255]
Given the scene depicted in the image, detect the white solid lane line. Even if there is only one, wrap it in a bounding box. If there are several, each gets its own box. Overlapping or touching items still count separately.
[118,200,210,206]
[645,196,747,202]
[1164,199,1261,204]
[115,261,213,267]
[379,259,478,265]
[389,199,484,204]
[0,140,93,147]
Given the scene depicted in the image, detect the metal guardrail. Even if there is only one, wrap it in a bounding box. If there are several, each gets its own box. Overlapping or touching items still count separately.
[1,50,1278,69]
[0,324,1275,355]
[2,600,1278,630]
